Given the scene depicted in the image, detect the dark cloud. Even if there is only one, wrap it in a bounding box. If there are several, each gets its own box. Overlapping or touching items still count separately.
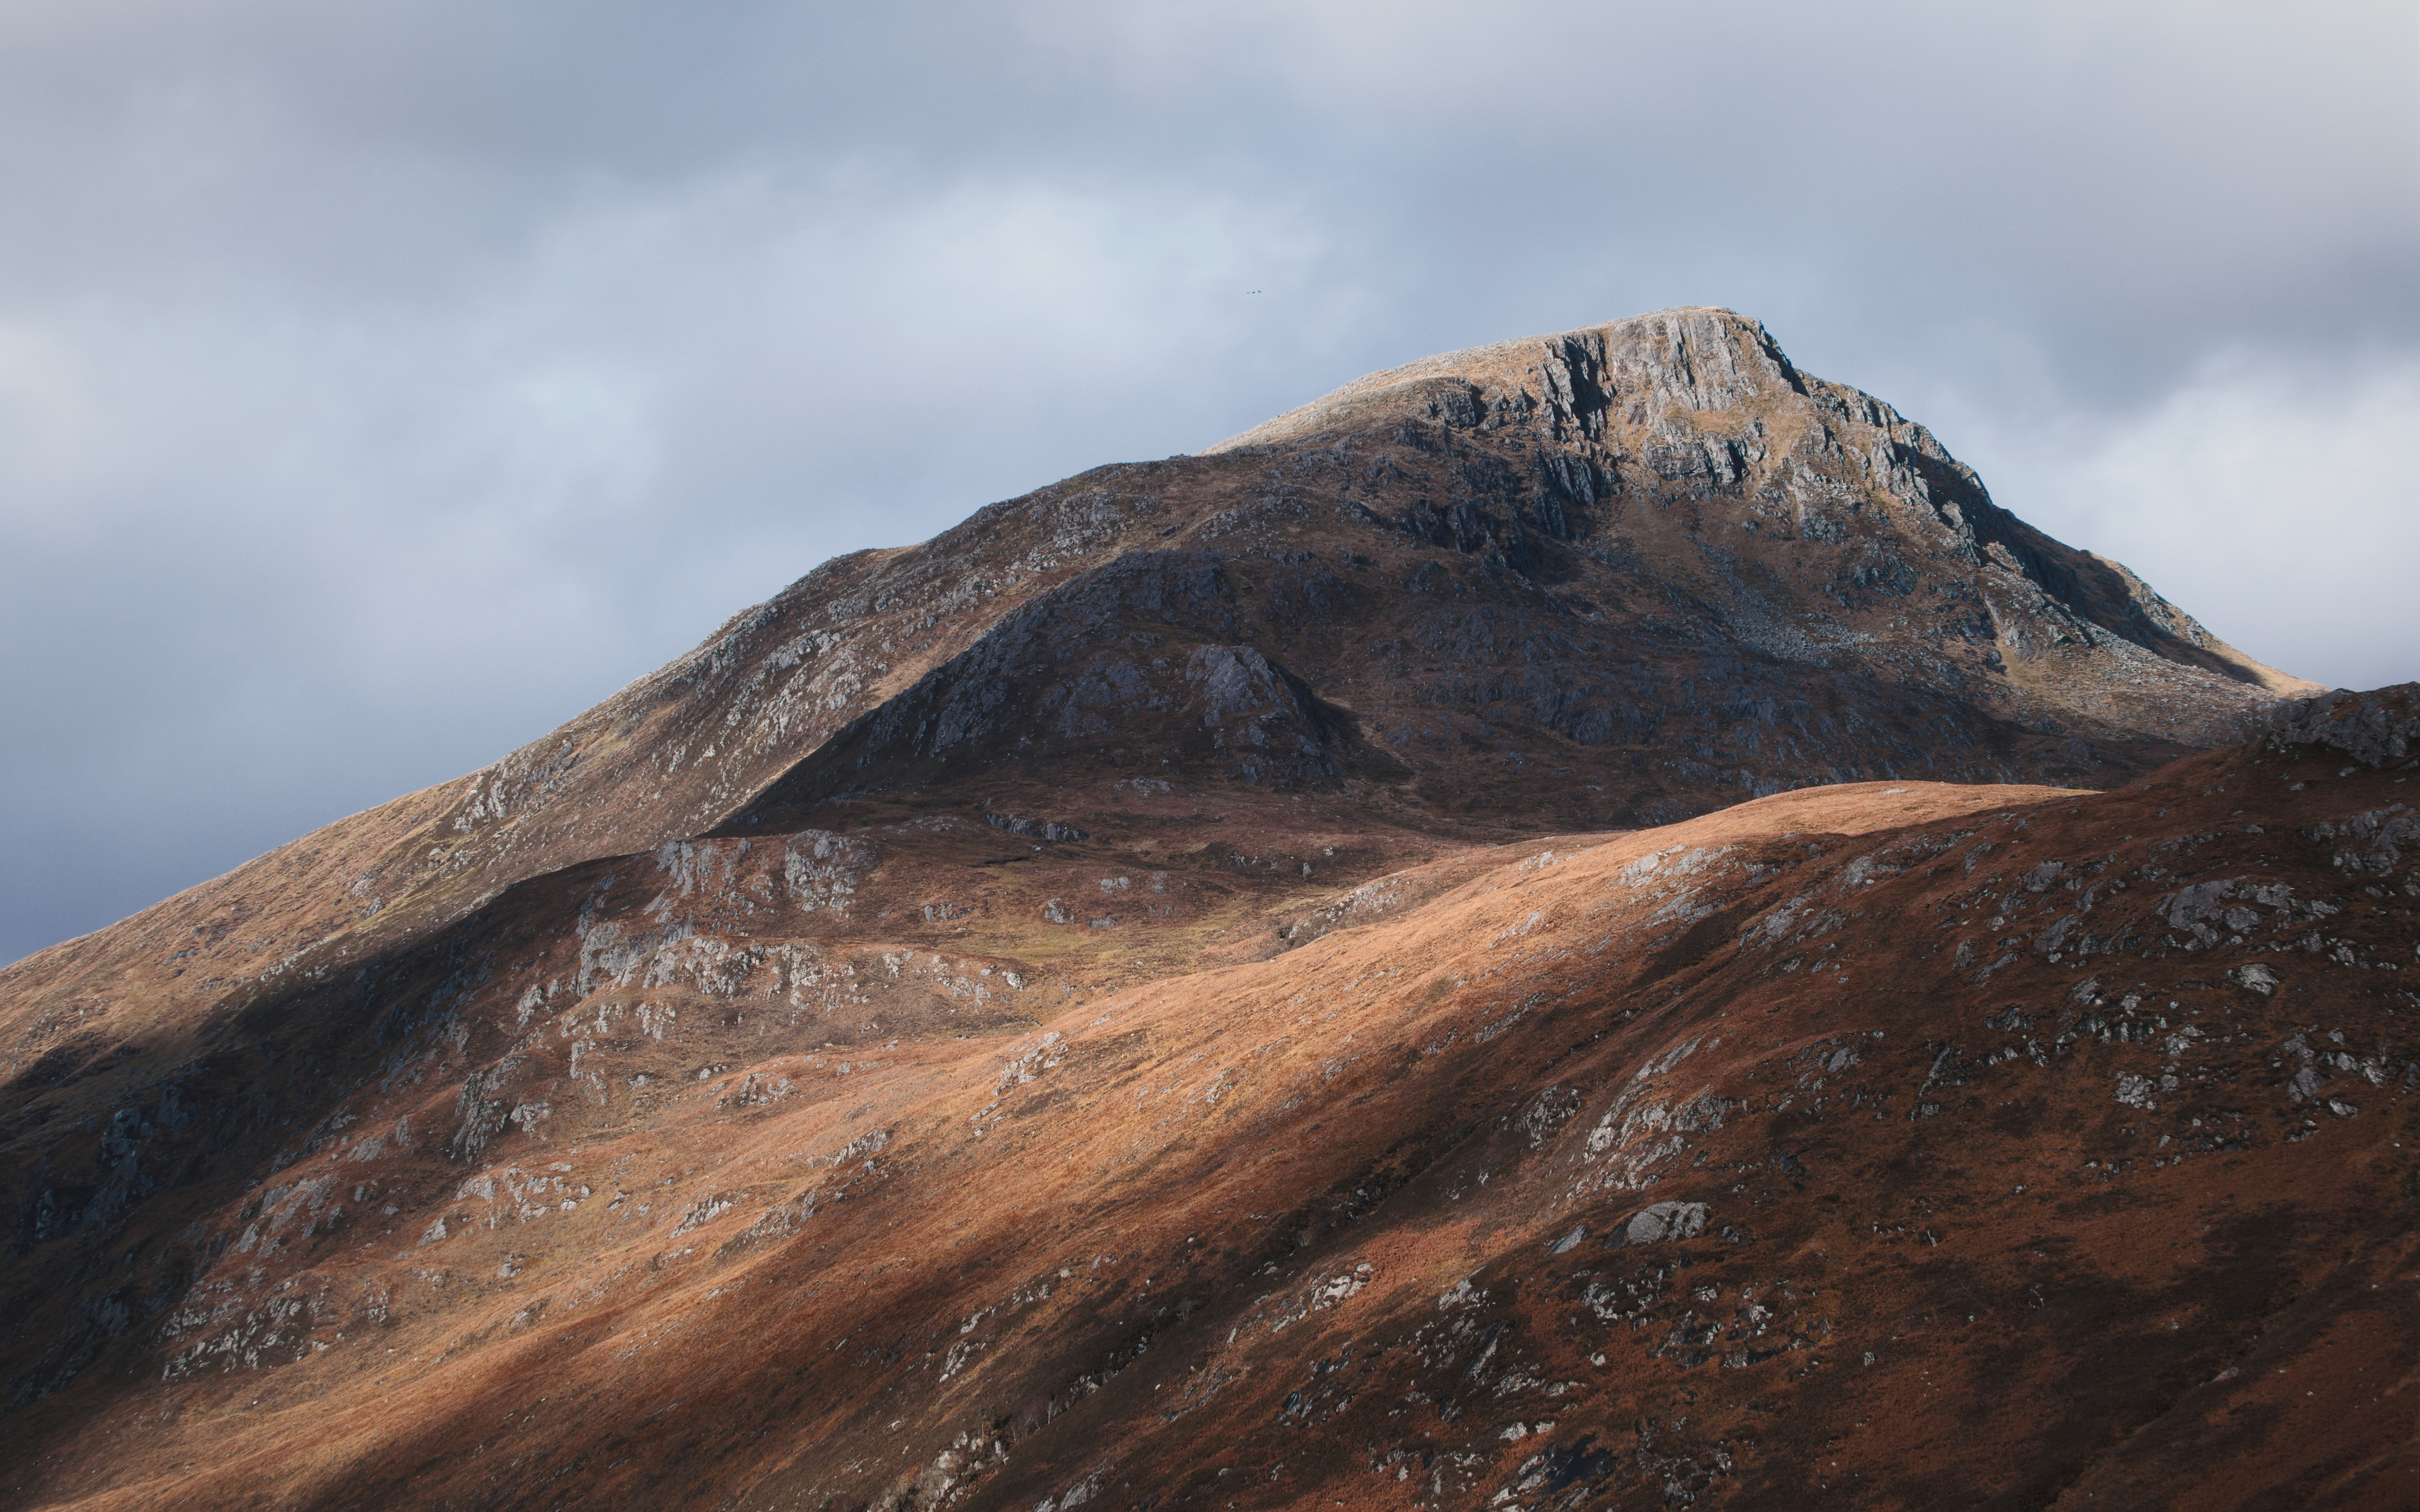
[3,0,2414,965]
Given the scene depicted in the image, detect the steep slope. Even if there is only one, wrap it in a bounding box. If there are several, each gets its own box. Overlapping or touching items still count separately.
[1210,306,2315,709]
[1,310,2313,1050]
[0,308,2366,1509]
[2,687,2412,1511]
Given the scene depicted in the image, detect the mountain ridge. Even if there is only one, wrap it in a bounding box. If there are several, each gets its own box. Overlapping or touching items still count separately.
[2,306,2314,1006]
[3,309,2405,1512]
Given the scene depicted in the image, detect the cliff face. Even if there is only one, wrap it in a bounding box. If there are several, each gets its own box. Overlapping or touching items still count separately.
[3,311,2397,1512]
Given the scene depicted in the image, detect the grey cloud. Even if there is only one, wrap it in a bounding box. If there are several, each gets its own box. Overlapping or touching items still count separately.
[2,0,2414,964]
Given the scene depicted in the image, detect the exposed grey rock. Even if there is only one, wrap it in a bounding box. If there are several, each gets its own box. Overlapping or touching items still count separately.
[2267,683,2420,769]
[2301,804,2418,875]
[1611,1200,1710,1248]
[2280,1033,2329,1103]
[783,832,877,915]
[988,813,1089,843]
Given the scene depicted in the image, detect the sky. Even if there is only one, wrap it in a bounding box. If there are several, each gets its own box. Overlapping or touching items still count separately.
[3,0,2415,967]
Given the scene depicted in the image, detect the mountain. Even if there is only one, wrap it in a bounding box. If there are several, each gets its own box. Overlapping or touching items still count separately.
[3,310,2407,1511]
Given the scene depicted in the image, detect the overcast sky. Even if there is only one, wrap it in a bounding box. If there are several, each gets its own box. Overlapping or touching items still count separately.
[3,0,2415,967]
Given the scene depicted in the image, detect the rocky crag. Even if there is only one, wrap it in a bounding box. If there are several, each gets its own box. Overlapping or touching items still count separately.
[4,311,2406,1511]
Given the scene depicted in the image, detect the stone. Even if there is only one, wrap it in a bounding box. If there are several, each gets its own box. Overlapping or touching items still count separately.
[2265,683,2420,770]
[1612,1201,1711,1247]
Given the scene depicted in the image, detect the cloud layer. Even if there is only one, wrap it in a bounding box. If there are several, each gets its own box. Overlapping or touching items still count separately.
[3,0,2414,965]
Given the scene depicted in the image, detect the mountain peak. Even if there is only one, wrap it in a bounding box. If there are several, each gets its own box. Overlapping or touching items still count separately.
[2,310,2378,1511]
[1205,305,1790,452]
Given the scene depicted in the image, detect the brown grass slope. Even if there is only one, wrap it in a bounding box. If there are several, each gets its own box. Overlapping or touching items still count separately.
[3,690,2413,1510]
[0,311,2381,1511]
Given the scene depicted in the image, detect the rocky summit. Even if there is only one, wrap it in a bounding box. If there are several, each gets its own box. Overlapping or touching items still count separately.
[2,310,2411,1511]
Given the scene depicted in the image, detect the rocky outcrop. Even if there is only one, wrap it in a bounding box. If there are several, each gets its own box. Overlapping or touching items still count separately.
[2267,680,2419,769]
[712,551,1386,828]
[1216,306,2318,740]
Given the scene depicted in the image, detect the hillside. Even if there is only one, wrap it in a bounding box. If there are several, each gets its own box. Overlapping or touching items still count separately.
[5,310,2402,1512]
